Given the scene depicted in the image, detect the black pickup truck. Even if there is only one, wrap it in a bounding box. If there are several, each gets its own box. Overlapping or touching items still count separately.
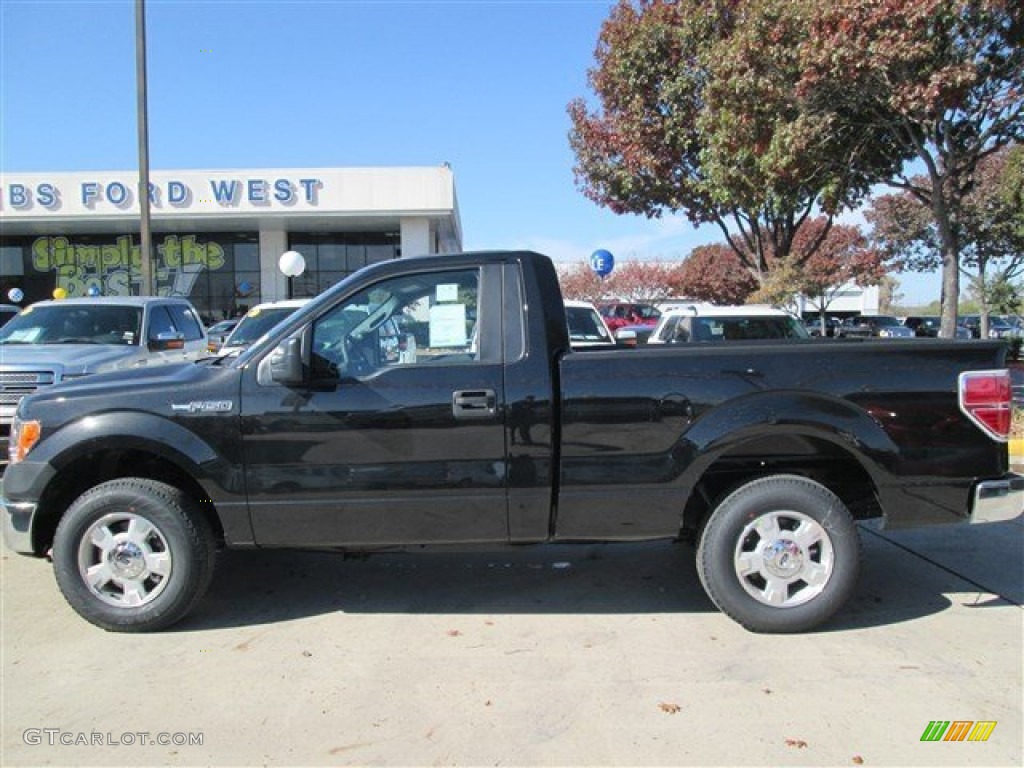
[3,251,1021,633]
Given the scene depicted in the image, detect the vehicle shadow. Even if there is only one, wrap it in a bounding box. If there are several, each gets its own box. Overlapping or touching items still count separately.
[172,521,1021,633]
[186,541,714,630]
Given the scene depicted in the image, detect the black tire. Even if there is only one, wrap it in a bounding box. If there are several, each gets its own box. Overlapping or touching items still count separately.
[52,478,215,632]
[696,474,861,633]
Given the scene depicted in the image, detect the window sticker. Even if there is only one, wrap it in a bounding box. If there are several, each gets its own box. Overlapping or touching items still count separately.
[436,284,459,303]
[429,303,467,347]
[6,328,43,343]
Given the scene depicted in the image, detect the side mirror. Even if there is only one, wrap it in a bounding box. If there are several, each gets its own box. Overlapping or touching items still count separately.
[615,329,638,348]
[269,337,304,385]
[149,331,185,351]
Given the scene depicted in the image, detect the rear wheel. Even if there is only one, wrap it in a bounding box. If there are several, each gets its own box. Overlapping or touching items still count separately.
[53,478,215,632]
[697,475,861,633]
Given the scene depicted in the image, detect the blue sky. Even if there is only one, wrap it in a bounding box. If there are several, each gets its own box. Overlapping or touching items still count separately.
[0,0,940,304]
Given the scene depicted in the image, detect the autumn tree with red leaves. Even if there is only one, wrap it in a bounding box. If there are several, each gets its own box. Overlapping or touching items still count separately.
[796,222,888,334]
[605,260,680,303]
[674,245,758,305]
[558,261,608,303]
[568,0,896,285]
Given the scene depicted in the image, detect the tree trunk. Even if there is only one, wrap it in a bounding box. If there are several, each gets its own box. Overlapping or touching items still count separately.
[931,178,961,339]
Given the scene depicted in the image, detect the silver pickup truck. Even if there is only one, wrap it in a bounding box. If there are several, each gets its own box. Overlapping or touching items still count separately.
[0,297,208,442]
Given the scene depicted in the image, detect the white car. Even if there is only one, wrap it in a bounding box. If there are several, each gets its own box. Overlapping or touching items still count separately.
[648,304,810,344]
[218,299,311,357]
[564,299,616,348]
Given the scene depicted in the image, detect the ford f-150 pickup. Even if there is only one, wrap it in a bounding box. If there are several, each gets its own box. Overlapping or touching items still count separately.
[3,251,1021,633]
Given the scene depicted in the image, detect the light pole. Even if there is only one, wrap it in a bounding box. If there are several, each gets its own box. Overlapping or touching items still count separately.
[135,0,153,296]
[279,251,306,300]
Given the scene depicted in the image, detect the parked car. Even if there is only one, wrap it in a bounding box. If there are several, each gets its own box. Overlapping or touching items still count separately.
[218,299,310,357]
[205,318,240,353]
[803,316,841,337]
[903,315,972,340]
[597,302,661,332]
[614,323,657,346]
[564,300,616,348]
[959,314,1020,339]
[835,315,915,339]
[648,305,809,344]
[0,304,21,327]
[0,296,207,440]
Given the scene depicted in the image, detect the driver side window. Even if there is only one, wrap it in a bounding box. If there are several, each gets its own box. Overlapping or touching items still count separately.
[312,268,481,380]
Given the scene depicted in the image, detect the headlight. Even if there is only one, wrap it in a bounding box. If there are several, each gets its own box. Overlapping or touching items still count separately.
[9,417,42,465]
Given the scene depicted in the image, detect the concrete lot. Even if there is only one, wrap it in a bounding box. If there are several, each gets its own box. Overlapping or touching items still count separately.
[1,516,1021,767]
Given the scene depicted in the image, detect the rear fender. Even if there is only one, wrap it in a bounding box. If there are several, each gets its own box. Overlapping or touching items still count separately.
[678,390,897,487]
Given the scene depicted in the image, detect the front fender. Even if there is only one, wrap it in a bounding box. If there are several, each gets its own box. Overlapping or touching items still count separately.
[4,410,248,547]
[39,411,226,483]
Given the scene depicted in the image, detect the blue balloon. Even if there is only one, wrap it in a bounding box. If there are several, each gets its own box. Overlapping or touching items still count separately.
[86,285,101,297]
[590,249,615,278]
[7,288,24,303]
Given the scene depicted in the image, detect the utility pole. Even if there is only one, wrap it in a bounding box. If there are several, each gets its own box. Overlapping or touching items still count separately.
[135,0,153,295]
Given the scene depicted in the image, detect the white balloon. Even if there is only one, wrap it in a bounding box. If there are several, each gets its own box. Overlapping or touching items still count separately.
[278,250,306,277]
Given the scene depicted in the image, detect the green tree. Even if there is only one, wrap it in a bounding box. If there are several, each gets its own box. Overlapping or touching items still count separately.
[799,0,1024,336]
[568,0,894,285]
[868,144,1024,336]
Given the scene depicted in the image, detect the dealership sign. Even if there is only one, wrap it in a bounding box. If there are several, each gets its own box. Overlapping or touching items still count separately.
[1,173,323,215]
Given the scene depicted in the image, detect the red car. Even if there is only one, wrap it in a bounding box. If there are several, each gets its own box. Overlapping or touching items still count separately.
[597,302,661,332]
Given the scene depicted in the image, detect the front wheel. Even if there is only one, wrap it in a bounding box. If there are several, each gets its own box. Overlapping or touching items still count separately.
[52,479,215,632]
[697,475,861,633]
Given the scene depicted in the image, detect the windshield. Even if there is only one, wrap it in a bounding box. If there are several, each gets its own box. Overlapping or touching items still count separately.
[208,319,238,335]
[870,316,902,327]
[0,304,142,345]
[223,307,302,348]
[566,306,612,342]
[697,315,810,340]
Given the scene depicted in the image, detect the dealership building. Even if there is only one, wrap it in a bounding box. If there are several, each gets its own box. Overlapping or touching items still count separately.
[0,166,462,321]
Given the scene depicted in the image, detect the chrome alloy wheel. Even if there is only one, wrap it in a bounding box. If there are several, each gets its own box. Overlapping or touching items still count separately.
[77,513,173,608]
[733,510,835,608]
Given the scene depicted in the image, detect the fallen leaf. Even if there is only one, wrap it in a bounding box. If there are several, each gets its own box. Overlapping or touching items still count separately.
[659,702,681,714]
[852,756,864,765]
[785,738,809,749]
[447,629,462,637]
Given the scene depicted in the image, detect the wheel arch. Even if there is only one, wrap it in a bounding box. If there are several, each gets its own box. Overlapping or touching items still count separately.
[676,392,893,537]
[28,413,232,555]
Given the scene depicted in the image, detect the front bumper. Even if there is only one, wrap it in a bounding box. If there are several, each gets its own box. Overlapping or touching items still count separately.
[970,473,1024,524]
[1,458,56,555]
[2,497,38,553]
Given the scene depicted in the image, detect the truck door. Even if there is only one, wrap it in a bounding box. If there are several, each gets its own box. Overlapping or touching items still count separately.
[241,264,509,547]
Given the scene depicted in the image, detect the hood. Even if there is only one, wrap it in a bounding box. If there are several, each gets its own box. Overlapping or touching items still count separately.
[0,343,140,374]
[16,357,237,423]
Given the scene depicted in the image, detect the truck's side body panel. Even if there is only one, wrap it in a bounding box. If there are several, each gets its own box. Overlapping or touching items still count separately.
[556,340,1008,537]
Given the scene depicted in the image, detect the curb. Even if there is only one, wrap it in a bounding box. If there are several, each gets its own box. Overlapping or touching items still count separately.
[1010,438,1023,469]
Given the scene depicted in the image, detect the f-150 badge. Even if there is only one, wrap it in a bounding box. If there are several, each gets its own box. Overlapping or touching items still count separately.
[171,400,233,413]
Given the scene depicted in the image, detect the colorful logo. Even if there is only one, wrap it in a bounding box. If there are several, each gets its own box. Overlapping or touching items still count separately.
[920,721,997,742]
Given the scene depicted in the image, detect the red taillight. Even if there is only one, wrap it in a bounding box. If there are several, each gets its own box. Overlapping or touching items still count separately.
[959,370,1012,441]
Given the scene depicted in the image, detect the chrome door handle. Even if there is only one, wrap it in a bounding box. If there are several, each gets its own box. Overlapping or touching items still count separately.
[452,389,496,420]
